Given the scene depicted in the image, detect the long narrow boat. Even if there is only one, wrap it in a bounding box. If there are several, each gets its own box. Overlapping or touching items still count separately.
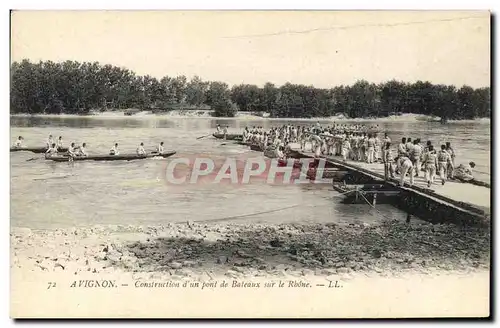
[11,146,69,154]
[45,151,176,162]
[306,168,350,181]
[212,133,243,141]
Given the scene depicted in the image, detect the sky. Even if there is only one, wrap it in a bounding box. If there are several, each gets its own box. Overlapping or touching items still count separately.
[10,10,491,88]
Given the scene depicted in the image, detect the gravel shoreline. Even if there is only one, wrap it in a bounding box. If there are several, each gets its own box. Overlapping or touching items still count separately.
[11,220,490,280]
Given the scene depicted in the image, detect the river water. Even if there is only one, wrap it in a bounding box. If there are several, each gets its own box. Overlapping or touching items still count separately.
[10,115,490,230]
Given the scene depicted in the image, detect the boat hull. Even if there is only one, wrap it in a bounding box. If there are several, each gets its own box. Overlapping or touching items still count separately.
[11,147,69,154]
[307,168,349,181]
[264,148,277,158]
[45,151,176,162]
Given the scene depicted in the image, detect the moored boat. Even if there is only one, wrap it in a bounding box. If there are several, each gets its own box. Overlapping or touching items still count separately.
[212,133,243,141]
[45,151,176,162]
[264,147,277,158]
[249,144,263,151]
[277,158,303,169]
[306,168,349,181]
[11,146,69,154]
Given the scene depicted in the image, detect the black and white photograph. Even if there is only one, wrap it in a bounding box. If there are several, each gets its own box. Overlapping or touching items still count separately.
[8,9,491,318]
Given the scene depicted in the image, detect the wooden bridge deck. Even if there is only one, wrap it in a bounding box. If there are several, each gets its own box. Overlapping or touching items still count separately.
[298,151,491,217]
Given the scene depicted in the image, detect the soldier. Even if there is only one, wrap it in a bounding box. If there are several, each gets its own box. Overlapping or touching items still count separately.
[383,142,395,180]
[341,135,351,162]
[366,133,376,164]
[410,139,423,177]
[398,137,408,157]
[397,156,414,187]
[422,145,438,188]
[445,142,456,179]
[437,144,453,185]
[454,161,476,182]
[13,136,23,148]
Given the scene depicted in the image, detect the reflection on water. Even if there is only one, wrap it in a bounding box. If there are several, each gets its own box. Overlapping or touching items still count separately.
[10,116,490,230]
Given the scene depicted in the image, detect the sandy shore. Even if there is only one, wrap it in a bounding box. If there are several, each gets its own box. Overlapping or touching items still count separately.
[11,220,490,279]
[10,220,491,318]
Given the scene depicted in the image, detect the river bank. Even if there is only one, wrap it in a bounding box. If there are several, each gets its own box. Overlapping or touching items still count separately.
[11,220,490,280]
[10,112,491,123]
[11,220,490,318]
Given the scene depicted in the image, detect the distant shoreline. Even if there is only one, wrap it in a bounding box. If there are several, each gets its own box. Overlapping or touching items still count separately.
[10,111,491,123]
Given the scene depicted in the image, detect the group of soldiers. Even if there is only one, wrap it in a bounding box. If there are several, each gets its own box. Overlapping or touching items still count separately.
[385,138,460,187]
[239,123,475,188]
[387,137,476,187]
[242,123,382,156]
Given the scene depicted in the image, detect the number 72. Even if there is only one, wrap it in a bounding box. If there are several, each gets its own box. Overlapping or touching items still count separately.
[47,282,56,289]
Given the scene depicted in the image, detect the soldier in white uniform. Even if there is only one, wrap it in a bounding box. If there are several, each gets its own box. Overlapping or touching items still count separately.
[422,145,438,188]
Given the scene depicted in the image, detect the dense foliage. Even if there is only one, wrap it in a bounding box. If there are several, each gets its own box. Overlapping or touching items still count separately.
[11,60,490,119]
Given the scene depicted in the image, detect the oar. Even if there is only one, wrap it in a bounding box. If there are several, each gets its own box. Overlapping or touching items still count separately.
[196,134,212,140]
[474,169,490,175]
[33,175,73,181]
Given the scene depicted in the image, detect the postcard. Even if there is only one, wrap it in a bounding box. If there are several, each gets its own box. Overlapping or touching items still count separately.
[10,10,491,318]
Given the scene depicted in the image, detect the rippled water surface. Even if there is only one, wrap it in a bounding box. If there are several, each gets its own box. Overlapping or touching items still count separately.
[10,116,490,229]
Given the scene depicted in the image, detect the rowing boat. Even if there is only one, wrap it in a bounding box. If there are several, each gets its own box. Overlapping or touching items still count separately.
[212,133,243,141]
[45,151,176,162]
[11,146,69,154]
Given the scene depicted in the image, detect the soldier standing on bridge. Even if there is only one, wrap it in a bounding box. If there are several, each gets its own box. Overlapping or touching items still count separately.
[383,142,395,180]
[422,145,438,188]
[445,142,456,179]
[341,135,351,162]
[437,145,453,185]
[410,139,423,177]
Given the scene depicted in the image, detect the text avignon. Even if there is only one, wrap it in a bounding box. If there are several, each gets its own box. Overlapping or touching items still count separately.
[70,280,117,288]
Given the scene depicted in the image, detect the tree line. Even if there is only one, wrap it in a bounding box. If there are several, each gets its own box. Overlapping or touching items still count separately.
[11,59,490,120]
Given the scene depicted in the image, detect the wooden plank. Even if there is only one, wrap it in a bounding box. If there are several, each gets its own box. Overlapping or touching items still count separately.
[357,190,401,196]
[332,183,400,196]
